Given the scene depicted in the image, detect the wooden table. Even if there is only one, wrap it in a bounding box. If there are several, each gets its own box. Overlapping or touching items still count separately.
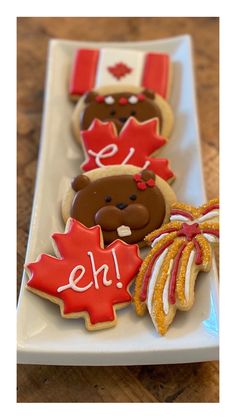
[17,17,219,403]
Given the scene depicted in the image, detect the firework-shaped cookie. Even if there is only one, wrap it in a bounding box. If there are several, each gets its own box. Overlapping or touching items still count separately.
[134,198,219,335]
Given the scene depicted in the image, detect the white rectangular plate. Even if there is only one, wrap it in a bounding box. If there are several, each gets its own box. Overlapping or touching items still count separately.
[17,35,219,365]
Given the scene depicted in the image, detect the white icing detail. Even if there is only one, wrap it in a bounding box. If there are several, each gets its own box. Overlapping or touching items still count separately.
[142,160,151,170]
[88,144,117,168]
[129,95,138,104]
[57,265,88,293]
[170,210,219,224]
[111,248,121,279]
[196,210,219,222]
[87,251,111,287]
[203,233,218,243]
[184,250,195,302]
[151,233,168,248]
[88,145,135,167]
[170,214,192,222]
[57,250,122,292]
[121,147,135,164]
[146,248,168,315]
[162,259,174,315]
[95,48,144,87]
[104,95,115,105]
[117,225,132,237]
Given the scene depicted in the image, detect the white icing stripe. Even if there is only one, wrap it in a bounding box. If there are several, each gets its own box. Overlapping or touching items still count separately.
[162,259,174,315]
[196,210,219,222]
[57,250,122,293]
[57,265,87,293]
[111,248,120,279]
[203,233,218,243]
[88,144,136,167]
[170,215,192,222]
[95,48,144,87]
[146,248,168,315]
[151,233,168,248]
[184,250,195,302]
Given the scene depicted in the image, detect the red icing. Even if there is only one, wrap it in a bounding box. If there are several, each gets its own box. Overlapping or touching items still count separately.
[69,49,99,96]
[170,209,194,220]
[133,174,142,182]
[137,181,146,191]
[142,53,169,99]
[140,239,174,302]
[177,223,201,241]
[192,238,203,265]
[118,97,129,105]
[202,229,219,238]
[95,95,105,103]
[137,93,145,101]
[81,118,175,182]
[108,62,132,80]
[134,175,155,191]
[168,242,187,305]
[26,219,142,326]
[201,204,219,215]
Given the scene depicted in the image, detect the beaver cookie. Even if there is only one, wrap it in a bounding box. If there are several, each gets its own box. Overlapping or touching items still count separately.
[62,165,176,247]
[26,219,142,331]
[71,85,174,143]
[134,199,219,335]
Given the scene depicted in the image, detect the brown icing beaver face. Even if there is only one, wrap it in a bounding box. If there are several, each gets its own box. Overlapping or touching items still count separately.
[80,89,163,133]
[70,170,166,245]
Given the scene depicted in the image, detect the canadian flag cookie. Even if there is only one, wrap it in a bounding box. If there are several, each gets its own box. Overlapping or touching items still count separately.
[69,48,172,100]
[80,117,175,182]
[26,219,142,331]
[133,199,219,335]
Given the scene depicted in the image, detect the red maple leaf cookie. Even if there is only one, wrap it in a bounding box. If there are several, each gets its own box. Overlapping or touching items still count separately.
[26,219,142,331]
[81,117,175,182]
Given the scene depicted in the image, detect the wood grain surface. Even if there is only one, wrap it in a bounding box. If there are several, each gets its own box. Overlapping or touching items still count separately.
[17,17,219,403]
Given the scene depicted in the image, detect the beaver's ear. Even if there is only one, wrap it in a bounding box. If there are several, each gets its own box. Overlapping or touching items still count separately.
[140,169,156,181]
[142,88,156,100]
[71,174,90,192]
[84,91,98,104]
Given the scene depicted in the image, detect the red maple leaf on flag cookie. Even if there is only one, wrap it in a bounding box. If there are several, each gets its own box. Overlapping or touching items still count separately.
[26,219,142,331]
[81,118,175,182]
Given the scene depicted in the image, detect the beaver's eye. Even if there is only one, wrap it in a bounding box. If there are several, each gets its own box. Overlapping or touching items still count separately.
[110,110,116,116]
[129,194,137,201]
[104,195,112,203]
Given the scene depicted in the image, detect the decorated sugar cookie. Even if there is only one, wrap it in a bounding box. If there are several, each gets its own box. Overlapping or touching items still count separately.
[71,85,174,142]
[134,199,219,335]
[69,48,172,100]
[26,219,142,331]
[80,117,175,182]
[61,165,176,246]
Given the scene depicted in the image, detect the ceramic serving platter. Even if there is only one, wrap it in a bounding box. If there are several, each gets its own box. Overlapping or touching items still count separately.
[17,35,219,365]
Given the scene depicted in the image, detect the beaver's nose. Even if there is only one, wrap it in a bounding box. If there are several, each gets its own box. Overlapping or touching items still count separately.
[119,117,128,123]
[116,202,128,210]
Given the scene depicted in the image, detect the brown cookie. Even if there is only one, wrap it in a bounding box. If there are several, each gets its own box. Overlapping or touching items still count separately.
[71,85,174,143]
[62,165,176,247]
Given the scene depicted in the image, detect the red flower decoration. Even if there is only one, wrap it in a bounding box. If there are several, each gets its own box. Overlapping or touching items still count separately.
[26,219,142,330]
[133,173,156,190]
